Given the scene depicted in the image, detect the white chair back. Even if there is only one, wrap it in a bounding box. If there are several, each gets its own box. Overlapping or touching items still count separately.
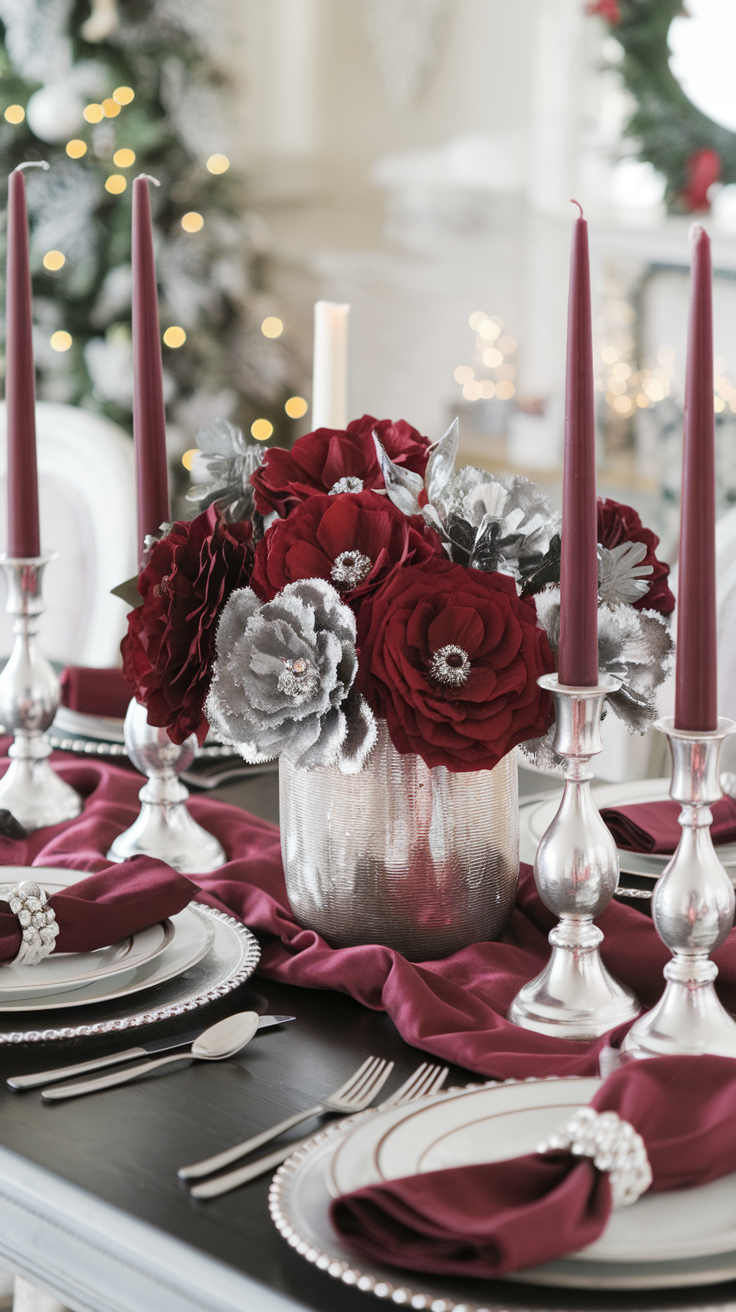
[0,401,137,666]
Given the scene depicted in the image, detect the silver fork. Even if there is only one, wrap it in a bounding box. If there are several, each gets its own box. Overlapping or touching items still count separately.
[186,1061,449,1199]
[178,1055,394,1182]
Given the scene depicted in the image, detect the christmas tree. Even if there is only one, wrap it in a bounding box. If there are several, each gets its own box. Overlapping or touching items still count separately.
[0,0,298,471]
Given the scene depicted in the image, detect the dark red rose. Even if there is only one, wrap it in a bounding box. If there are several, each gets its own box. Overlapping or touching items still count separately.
[597,498,674,615]
[251,489,445,608]
[121,505,253,745]
[250,414,430,517]
[357,559,555,772]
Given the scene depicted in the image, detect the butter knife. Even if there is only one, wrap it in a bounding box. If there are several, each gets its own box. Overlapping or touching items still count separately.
[7,1014,295,1090]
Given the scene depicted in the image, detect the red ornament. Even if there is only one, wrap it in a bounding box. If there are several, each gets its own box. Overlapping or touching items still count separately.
[585,0,621,24]
[681,149,721,213]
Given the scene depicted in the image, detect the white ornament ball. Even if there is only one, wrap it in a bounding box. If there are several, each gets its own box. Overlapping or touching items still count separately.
[27,82,84,144]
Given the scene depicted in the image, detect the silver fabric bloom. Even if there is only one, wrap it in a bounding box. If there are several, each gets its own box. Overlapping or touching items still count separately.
[329,476,364,495]
[186,418,264,522]
[206,578,377,774]
[598,541,653,606]
[437,466,559,577]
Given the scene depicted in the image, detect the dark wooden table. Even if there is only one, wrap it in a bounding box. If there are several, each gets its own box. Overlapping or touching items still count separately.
[0,767,728,1312]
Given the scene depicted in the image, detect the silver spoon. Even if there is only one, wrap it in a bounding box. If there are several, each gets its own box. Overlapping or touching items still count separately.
[41,1011,261,1102]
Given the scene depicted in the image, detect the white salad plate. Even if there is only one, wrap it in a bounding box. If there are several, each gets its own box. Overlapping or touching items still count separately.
[520,778,736,880]
[271,1077,736,1298]
[52,705,126,744]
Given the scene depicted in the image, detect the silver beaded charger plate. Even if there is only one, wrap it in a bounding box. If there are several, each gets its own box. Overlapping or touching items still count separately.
[520,779,736,880]
[0,904,259,1042]
[49,705,240,763]
[269,1077,736,1297]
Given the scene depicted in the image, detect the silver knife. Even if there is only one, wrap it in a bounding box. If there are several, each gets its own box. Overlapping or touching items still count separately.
[6,1015,295,1090]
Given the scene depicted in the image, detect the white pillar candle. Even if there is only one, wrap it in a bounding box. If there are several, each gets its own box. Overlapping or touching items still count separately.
[312,300,349,429]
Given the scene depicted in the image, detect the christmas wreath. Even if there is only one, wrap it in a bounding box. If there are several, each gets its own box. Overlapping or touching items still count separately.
[587,0,736,212]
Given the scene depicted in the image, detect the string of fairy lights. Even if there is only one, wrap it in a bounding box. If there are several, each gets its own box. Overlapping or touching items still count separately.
[453,310,517,404]
[3,88,308,451]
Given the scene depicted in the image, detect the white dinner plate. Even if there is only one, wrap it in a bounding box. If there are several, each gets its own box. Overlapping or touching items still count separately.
[329,1077,736,1268]
[52,705,125,743]
[0,867,215,1010]
[520,778,736,879]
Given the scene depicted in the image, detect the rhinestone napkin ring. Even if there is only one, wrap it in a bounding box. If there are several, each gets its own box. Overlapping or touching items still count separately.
[0,881,59,965]
[537,1106,652,1208]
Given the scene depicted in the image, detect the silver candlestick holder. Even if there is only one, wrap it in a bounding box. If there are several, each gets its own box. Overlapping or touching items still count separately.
[622,716,736,1059]
[0,555,82,831]
[106,698,226,874]
[508,673,639,1039]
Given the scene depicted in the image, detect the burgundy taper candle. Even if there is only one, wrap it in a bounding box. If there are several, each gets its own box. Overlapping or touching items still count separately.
[6,167,40,558]
[557,202,599,687]
[674,225,717,731]
[132,175,169,567]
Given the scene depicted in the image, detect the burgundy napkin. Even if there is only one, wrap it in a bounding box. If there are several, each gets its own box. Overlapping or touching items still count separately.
[60,667,131,720]
[331,1056,736,1278]
[601,795,736,854]
[0,859,196,961]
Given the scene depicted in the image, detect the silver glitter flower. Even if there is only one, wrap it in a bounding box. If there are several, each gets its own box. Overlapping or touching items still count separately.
[437,466,559,579]
[329,476,364,495]
[330,550,373,590]
[373,418,459,533]
[186,418,264,523]
[598,541,653,606]
[429,644,471,687]
[206,577,377,774]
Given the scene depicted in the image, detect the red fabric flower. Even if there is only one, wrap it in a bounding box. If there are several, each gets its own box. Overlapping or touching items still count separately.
[681,149,721,213]
[121,505,253,745]
[597,498,674,615]
[251,489,445,607]
[357,560,555,772]
[586,0,620,23]
[250,415,430,517]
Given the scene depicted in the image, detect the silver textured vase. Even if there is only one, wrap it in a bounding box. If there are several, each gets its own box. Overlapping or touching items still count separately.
[279,720,519,960]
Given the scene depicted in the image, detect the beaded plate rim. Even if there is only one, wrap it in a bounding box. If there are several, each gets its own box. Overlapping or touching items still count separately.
[0,906,260,1044]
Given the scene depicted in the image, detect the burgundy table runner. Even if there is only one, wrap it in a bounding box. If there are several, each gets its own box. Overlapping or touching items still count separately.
[3,748,736,1080]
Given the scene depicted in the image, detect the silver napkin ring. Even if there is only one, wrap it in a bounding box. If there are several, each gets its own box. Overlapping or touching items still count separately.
[0,881,59,966]
[537,1106,652,1208]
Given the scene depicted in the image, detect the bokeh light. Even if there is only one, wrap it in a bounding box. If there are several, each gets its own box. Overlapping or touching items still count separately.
[113,87,135,105]
[163,326,186,348]
[43,251,65,271]
[468,310,488,331]
[285,396,308,418]
[102,98,121,118]
[454,365,474,384]
[50,331,72,352]
[182,449,199,471]
[261,316,283,338]
[207,154,230,174]
[181,212,204,232]
[66,139,87,158]
[251,418,274,441]
[105,174,127,194]
[482,347,503,368]
[83,104,104,124]
[113,148,135,168]
[3,105,25,124]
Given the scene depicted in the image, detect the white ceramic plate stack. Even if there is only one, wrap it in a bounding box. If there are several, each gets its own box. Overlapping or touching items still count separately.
[269,1076,736,1307]
[0,867,260,1043]
[520,779,736,882]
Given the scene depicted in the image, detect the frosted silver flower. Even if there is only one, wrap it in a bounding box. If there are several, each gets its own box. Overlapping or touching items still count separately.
[186,418,264,522]
[206,578,376,774]
[437,466,559,578]
[329,476,364,495]
[429,644,471,687]
[330,550,373,590]
[598,541,653,606]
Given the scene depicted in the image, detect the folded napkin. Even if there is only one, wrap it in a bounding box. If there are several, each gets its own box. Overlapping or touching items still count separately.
[601,795,736,854]
[0,859,196,962]
[331,1056,736,1278]
[59,667,131,720]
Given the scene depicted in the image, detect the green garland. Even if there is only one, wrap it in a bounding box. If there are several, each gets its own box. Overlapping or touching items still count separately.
[594,0,736,210]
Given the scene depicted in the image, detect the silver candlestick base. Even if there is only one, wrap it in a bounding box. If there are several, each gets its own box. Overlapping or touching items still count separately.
[508,673,640,1039]
[622,716,736,1060]
[106,699,227,875]
[0,555,82,831]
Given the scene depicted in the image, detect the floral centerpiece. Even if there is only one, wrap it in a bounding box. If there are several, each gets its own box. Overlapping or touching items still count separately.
[120,414,673,958]
[121,413,673,775]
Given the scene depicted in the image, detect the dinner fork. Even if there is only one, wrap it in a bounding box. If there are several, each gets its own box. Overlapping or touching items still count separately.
[186,1061,449,1199]
[178,1054,393,1182]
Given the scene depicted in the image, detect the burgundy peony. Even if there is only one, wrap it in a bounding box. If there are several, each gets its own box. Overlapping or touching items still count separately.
[250,414,430,517]
[357,559,555,772]
[251,489,445,608]
[597,498,674,615]
[121,504,253,745]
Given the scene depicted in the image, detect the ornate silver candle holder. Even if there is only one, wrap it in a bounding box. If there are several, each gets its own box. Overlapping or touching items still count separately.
[622,716,736,1059]
[508,673,639,1039]
[106,698,227,875]
[0,555,82,831]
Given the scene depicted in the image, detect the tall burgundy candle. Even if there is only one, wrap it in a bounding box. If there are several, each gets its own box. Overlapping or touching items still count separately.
[557,202,599,687]
[674,225,717,731]
[132,175,170,567]
[6,166,40,558]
